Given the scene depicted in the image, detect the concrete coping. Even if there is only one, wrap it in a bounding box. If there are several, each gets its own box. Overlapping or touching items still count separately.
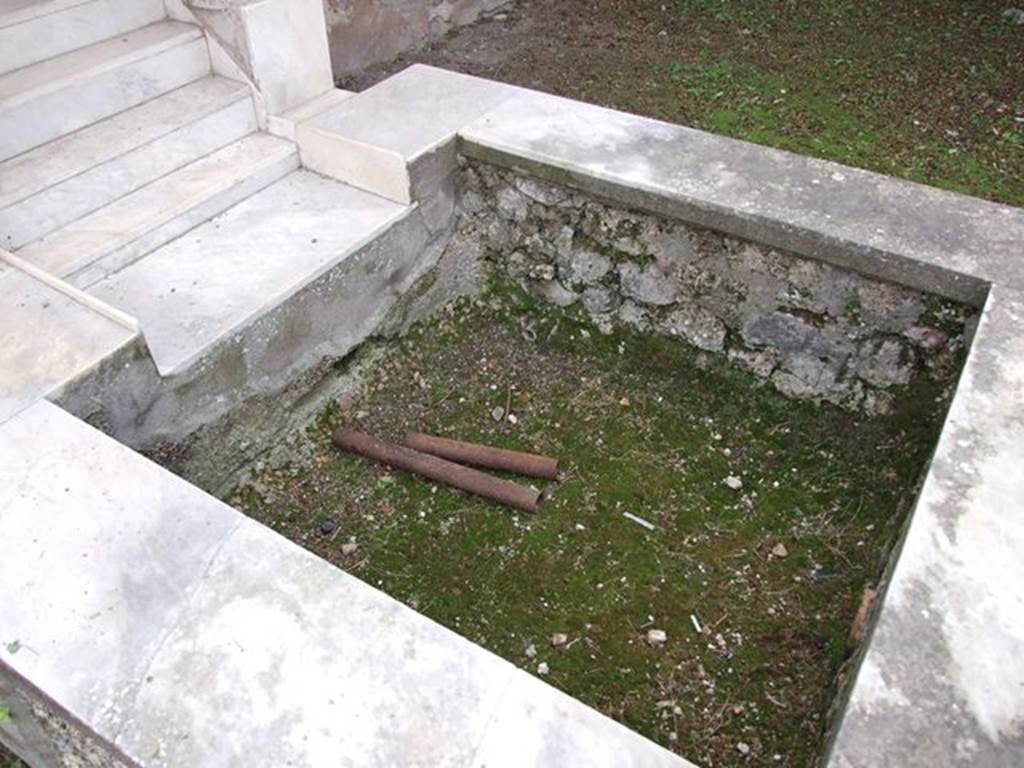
[298,64,519,203]
[458,89,1024,308]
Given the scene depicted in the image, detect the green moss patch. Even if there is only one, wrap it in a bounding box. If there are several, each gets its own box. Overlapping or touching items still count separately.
[227,280,956,767]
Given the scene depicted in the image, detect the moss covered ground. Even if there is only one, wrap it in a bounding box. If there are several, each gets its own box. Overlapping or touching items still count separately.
[227,279,957,767]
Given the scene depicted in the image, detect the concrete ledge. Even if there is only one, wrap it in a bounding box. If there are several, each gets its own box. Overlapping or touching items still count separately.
[0,400,690,767]
[0,261,138,425]
[827,285,1024,767]
[298,65,518,203]
[459,91,1024,307]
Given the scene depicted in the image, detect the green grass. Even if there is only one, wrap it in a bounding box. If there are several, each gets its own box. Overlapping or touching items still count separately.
[355,0,1023,206]
[640,0,1024,204]
[227,277,959,767]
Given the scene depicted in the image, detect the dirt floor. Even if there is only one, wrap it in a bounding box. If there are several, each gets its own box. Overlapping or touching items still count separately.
[227,279,956,768]
[343,0,1024,207]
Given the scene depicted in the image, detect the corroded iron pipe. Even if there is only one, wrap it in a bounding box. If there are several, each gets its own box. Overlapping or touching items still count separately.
[332,429,541,513]
[404,432,559,480]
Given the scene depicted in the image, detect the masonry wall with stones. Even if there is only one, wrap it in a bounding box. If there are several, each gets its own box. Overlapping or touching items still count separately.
[454,159,976,414]
[322,0,513,77]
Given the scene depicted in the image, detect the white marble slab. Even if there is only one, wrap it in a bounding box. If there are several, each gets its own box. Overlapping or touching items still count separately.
[0,21,209,160]
[0,0,166,75]
[17,133,298,284]
[0,400,690,767]
[299,65,518,203]
[2,77,255,249]
[88,170,407,374]
[266,87,354,142]
[0,268,136,424]
[239,0,334,115]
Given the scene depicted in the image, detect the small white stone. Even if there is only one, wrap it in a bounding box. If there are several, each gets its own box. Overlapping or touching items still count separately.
[340,541,359,556]
[524,643,537,658]
[507,413,519,425]
[490,406,504,421]
[646,628,668,646]
[737,742,751,756]
[551,633,569,647]
[771,542,789,559]
[724,475,743,491]
[536,662,550,676]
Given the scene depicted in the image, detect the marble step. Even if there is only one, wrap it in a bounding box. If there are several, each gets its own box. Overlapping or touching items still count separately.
[88,170,408,375]
[0,0,167,76]
[17,134,299,286]
[0,20,209,162]
[1,77,256,250]
[0,265,137,425]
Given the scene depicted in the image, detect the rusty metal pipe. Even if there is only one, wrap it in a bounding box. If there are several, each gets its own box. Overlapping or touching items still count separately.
[332,429,541,513]
[404,432,559,480]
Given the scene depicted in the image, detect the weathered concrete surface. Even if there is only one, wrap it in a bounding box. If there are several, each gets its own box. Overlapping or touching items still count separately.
[299,64,518,203]
[0,400,691,767]
[88,170,407,375]
[460,91,1024,307]
[0,264,137,425]
[54,183,456,492]
[322,0,512,78]
[827,285,1024,767]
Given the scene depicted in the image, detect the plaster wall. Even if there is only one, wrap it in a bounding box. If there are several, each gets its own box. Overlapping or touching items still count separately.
[322,0,512,77]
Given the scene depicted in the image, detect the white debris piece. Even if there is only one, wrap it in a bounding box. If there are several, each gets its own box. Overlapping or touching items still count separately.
[690,613,703,634]
[646,628,668,646]
[623,512,656,531]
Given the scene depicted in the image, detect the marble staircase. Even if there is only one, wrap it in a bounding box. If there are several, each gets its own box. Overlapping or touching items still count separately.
[0,0,411,382]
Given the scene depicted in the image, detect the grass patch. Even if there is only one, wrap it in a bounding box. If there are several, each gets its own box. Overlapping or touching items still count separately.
[347,0,1024,205]
[227,278,955,767]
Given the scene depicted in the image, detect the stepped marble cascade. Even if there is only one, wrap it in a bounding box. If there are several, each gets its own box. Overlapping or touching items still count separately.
[1,5,1023,768]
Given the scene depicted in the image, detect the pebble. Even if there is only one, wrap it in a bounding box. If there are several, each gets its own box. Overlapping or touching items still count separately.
[491,406,505,422]
[536,662,550,676]
[737,742,751,756]
[524,643,537,658]
[646,628,668,646]
[771,542,789,559]
[341,541,359,556]
[724,475,744,491]
[319,519,336,535]
[1004,8,1024,24]
[551,633,569,647]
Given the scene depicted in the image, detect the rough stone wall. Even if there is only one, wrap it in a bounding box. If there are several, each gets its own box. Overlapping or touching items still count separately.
[456,159,975,413]
[0,665,132,768]
[323,0,512,77]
